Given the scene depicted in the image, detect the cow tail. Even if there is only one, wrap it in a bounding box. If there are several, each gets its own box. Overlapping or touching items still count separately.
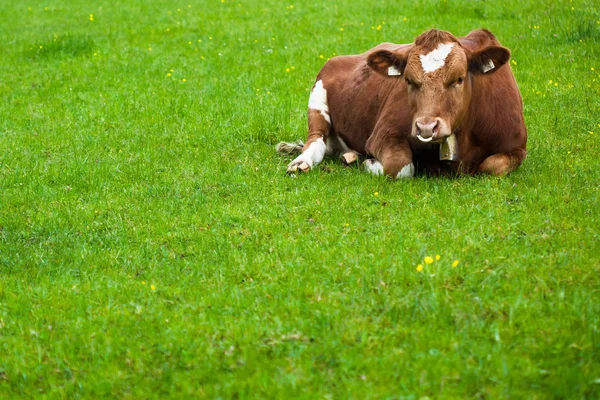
[276,140,305,155]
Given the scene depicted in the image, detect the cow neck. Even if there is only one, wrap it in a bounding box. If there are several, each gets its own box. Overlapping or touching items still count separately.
[465,71,488,135]
[379,76,404,107]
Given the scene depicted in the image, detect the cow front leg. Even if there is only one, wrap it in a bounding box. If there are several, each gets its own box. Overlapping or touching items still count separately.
[478,148,526,176]
[362,159,415,178]
[363,140,415,179]
[286,133,326,174]
[287,80,331,174]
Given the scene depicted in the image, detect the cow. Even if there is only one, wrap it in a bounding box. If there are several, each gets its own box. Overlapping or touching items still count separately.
[277,29,527,178]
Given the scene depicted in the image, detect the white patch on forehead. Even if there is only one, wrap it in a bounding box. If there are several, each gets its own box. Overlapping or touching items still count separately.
[387,66,402,76]
[308,80,331,124]
[482,59,495,73]
[419,42,455,73]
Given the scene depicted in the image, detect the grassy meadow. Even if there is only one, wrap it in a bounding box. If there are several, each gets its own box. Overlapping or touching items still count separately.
[1,0,599,397]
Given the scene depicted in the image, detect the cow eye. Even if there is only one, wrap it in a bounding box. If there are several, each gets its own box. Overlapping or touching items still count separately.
[456,77,464,85]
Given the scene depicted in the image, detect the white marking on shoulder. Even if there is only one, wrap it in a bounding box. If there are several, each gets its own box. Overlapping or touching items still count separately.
[396,163,415,179]
[363,159,384,176]
[482,59,495,73]
[308,80,331,124]
[291,137,326,168]
[419,43,455,73]
[388,65,402,76]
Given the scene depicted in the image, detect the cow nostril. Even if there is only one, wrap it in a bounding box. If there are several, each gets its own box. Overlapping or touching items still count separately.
[432,121,439,135]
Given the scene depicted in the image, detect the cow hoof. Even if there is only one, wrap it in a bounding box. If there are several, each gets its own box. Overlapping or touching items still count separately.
[341,152,360,166]
[362,159,384,176]
[396,163,415,179]
[287,160,311,174]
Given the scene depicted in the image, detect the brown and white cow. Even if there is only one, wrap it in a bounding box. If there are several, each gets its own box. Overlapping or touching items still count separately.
[277,29,527,178]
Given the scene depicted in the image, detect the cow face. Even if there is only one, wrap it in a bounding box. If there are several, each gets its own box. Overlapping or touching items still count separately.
[368,30,510,143]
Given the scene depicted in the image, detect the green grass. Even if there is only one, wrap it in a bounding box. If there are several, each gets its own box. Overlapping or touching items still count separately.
[1,0,599,397]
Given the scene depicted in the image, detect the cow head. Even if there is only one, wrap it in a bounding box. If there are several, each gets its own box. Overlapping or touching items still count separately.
[368,29,510,143]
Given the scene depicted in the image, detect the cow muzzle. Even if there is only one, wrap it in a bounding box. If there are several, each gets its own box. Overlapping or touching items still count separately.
[413,118,451,143]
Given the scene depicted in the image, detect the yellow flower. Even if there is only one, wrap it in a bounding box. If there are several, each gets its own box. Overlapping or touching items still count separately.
[452,260,459,268]
[340,27,344,31]
[424,256,434,264]
[142,281,146,285]
[511,60,517,65]
[435,254,440,261]
[182,78,187,82]
[592,67,595,71]
[285,68,290,72]
[151,284,156,291]
[89,14,94,21]
[374,192,379,196]
[416,264,424,272]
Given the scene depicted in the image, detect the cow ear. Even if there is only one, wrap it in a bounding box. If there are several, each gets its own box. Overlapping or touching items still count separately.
[367,49,409,77]
[469,46,510,74]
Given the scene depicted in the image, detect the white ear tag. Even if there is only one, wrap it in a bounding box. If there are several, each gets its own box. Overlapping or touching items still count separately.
[482,59,495,73]
[387,65,402,76]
